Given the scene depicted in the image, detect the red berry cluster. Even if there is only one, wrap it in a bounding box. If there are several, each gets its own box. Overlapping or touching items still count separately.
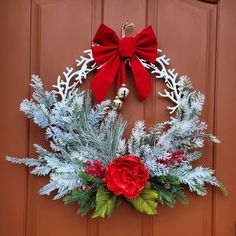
[161,150,187,168]
[84,160,106,183]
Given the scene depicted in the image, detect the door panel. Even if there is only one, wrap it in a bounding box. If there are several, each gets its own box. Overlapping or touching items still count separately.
[27,0,217,236]
[1,0,236,235]
[27,1,93,235]
[0,1,30,236]
[214,0,236,235]
[153,1,217,236]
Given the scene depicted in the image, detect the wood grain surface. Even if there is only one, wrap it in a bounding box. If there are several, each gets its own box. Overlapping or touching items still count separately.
[0,0,235,235]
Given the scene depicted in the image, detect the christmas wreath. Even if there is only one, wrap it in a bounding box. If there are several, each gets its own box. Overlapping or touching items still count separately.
[6,22,226,218]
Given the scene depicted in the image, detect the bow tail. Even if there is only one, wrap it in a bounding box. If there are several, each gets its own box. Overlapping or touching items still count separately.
[90,55,120,103]
[130,56,152,101]
[116,59,126,89]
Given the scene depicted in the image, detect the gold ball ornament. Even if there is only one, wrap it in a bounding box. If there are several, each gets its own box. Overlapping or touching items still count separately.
[112,96,123,111]
[117,84,130,99]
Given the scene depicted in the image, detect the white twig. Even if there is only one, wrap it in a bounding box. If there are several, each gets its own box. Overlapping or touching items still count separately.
[140,49,182,114]
[54,48,182,113]
[53,49,97,101]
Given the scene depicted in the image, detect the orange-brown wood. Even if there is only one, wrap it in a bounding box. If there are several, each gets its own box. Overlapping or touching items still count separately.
[199,0,219,3]
[0,0,30,236]
[1,0,236,235]
[153,1,217,235]
[214,0,236,235]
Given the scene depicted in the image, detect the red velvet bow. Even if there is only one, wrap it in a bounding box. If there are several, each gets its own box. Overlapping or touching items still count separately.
[91,24,158,102]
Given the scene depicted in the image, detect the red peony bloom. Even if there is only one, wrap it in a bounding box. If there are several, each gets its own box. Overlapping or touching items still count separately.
[105,156,149,199]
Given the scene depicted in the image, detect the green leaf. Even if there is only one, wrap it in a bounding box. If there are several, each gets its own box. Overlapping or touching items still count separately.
[127,187,158,215]
[92,186,119,218]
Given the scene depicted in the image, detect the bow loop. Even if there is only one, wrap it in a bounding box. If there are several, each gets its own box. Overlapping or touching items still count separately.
[92,45,118,65]
[135,26,157,63]
[91,24,158,103]
[93,24,119,46]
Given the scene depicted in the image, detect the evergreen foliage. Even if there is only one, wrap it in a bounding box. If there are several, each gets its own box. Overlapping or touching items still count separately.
[151,176,188,207]
[7,75,126,200]
[6,50,224,217]
[64,189,96,215]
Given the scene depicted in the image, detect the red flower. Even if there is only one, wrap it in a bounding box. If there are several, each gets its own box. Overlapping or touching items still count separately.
[105,156,149,199]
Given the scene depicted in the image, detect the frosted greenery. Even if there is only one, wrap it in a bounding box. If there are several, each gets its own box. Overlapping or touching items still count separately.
[7,74,221,199]
[7,75,127,199]
[6,49,224,214]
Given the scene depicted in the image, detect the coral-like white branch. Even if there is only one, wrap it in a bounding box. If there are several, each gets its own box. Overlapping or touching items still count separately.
[53,49,97,101]
[75,49,97,81]
[141,49,182,114]
[53,48,182,113]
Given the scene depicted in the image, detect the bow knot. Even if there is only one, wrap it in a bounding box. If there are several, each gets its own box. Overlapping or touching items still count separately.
[91,24,158,103]
[119,37,136,58]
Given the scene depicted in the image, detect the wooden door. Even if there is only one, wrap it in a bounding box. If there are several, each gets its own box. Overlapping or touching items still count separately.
[1,0,236,235]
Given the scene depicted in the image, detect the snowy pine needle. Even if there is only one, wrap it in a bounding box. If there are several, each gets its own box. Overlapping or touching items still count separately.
[6,49,223,210]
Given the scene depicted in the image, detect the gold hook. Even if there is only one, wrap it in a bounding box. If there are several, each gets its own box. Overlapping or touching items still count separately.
[121,21,134,38]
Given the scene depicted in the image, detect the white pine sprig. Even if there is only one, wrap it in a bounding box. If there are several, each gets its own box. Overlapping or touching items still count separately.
[171,165,220,196]
[7,73,126,199]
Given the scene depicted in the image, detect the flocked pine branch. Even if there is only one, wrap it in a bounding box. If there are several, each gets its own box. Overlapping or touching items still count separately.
[6,48,223,213]
[7,71,126,199]
[171,165,220,196]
